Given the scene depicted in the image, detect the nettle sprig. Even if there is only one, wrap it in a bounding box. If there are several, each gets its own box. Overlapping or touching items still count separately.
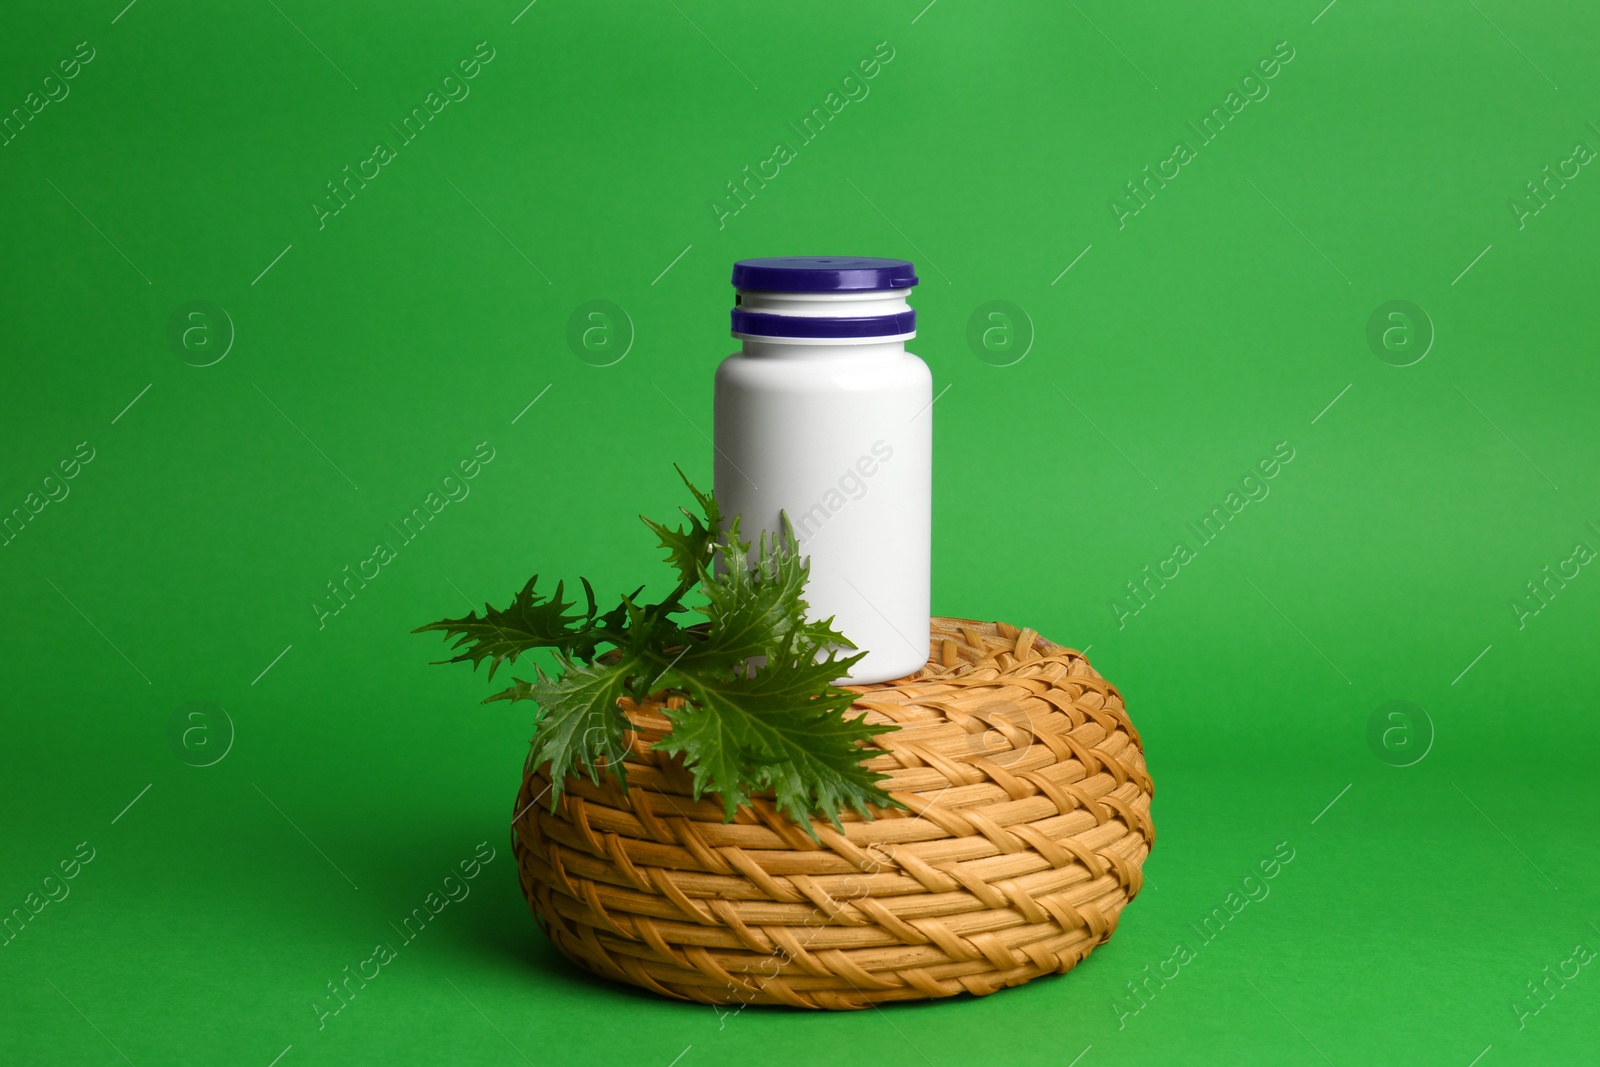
[416,469,899,829]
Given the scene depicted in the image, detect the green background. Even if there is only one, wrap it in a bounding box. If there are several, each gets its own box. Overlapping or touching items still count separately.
[3,0,1597,1063]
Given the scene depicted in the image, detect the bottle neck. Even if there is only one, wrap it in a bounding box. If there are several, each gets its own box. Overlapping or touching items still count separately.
[738,338,908,360]
[732,287,913,359]
[737,288,911,317]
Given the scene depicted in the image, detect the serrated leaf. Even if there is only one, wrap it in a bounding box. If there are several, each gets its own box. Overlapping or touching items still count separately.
[490,655,636,799]
[413,576,600,679]
[641,466,721,588]
[655,635,886,831]
[421,472,902,827]
[684,515,855,671]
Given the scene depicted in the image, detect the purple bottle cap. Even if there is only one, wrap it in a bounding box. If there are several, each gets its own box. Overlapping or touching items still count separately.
[730,256,919,293]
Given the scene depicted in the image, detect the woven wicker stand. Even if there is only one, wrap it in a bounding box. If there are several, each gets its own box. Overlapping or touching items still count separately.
[511,617,1154,1009]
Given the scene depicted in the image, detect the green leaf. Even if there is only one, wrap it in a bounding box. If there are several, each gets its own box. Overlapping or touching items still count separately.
[655,636,886,830]
[413,576,602,679]
[641,466,721,589]
[420,471,902,828]
[684,514,854,671]
[489,655,636,797]
[576,583,643,663]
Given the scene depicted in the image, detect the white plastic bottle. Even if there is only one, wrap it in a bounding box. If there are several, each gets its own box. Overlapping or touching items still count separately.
[713,257,932,684]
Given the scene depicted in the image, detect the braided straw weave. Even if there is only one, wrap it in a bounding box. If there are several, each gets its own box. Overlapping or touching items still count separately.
[511,617,1154,1009]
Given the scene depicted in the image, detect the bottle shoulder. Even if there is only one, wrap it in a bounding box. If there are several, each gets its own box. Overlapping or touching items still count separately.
[716,348,930,391]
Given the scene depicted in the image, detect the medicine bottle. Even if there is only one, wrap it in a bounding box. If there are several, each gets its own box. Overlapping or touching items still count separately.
[714,257,932,684]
